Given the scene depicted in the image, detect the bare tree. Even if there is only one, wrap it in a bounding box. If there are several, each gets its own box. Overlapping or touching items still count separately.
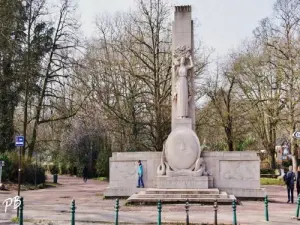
[253,0,300,171]
[232,40,284,168]
[26,0,84,159]
[203,59,239,151]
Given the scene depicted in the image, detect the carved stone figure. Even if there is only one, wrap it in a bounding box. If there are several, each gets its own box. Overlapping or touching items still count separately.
[173,46,194,118]
[156,128,210,176]
[157,43,210,176]
[194,157,210,176]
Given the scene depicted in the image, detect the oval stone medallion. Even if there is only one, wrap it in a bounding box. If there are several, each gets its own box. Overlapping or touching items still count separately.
[165,127,201,171]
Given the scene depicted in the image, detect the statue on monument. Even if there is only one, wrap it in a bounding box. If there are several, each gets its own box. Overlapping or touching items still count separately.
[156,45,210,177]
[173,46,194,118]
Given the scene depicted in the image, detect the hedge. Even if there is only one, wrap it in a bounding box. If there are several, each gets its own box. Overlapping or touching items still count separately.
[0,152,45,185]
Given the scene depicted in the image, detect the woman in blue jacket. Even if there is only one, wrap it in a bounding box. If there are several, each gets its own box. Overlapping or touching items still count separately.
[137,160,144,188]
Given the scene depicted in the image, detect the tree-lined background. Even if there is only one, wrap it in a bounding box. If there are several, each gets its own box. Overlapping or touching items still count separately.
[0,0,299,182]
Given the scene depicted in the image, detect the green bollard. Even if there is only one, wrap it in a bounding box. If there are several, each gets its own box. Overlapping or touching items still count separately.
[296,194,300,218]
[19,197,23,225]
[71,199,76,225]
[115,198,119,225]
[264,195,269,221]
[157,200,162,225]
[232,199,237,225]
[214,199,218,225]
[185,199,189,225]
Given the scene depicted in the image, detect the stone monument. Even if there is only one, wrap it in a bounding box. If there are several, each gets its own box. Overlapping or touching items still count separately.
[156,5,210,188]
[104,5,265,201]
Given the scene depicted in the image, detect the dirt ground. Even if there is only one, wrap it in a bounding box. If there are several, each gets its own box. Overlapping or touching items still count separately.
[0,175,299,225]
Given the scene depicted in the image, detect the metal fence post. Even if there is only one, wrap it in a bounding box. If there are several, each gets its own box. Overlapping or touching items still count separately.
[19,197,23,225]
[115,198,119,225]
[232,199,237,225]
[157,200,162,225]
[71,199,76,225]
[185,199,189,225]
[296,194,300,218]
[214,199,218,225]
[264,195,269,221]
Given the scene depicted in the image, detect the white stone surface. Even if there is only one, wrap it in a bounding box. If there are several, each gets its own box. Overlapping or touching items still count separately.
[172,6,195,131]
[173,118,192,129]
[202,151,261,190]
[173,52,194,118]
[164,127,200,171]
[220,188,267,198]
[104,151,264,197]
[156,176,208,189]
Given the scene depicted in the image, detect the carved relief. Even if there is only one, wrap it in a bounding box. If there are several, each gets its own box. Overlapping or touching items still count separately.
[157,128,210,176]
[220,161,258,180]
[173,45,194,118]
[111,162,141,181]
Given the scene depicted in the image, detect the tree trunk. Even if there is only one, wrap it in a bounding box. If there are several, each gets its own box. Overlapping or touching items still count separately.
[268,147,276,169]
[225,126,234,151]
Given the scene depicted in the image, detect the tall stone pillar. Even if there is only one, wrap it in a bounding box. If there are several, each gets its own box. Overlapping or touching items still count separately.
[156,6,210,185]
[171,5,195,131]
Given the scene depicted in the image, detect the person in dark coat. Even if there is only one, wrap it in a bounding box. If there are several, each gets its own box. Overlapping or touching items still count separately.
[83,166,88,183]
[297,166,300,197]
[284,166,296,203]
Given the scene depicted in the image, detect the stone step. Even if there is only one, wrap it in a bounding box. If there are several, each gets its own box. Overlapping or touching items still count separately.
[127,195,235,204]
[145,188,220,195]
[126,188,236,205]
[136,193,229,199]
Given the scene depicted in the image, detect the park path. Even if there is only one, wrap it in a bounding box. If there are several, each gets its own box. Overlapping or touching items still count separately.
[0,175,299,224]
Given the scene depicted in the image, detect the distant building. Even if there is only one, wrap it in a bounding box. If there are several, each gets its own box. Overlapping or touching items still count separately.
[275,138,300,164]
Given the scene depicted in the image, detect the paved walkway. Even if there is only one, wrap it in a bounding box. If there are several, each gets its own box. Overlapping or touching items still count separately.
[0,175,299,224]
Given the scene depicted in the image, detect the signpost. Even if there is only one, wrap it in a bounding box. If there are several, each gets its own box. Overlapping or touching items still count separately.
[15,136,25,147]
[15,136,24,218]
[293,131,300,139]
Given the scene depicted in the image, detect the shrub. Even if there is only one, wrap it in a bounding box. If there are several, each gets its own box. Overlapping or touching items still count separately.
[260,168,275,174]
[22,165,46,184]
[96,148,111,178]
[59,163,68,175]
[282,160,292,168]
[0,153,13,182]
[49,164,59,175]
[0,152,45,185]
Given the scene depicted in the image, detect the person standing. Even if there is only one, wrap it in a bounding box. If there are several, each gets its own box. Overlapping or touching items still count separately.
[83,166,88,183]
[136,160,144,188]
[284,166,296,203]
[297,166,300,197]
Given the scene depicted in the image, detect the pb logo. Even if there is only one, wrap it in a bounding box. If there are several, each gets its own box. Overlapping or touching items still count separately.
[2,196,21,213]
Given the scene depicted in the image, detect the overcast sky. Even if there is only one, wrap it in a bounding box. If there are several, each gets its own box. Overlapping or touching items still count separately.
[77,0,276,57]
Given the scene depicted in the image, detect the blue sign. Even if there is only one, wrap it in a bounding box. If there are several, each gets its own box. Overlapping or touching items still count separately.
[15,136,25,147]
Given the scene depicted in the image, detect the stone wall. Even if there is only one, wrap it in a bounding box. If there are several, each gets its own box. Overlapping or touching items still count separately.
[104,151,266,198]
[202,151,264,197]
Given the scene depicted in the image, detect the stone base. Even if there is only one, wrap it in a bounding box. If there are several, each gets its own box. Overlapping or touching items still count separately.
[221,187,267,198]
[166,169,204,177]
[127,188,236,205]
[156,175,210,189]
[104,151,264,198]
[104,187,141,197]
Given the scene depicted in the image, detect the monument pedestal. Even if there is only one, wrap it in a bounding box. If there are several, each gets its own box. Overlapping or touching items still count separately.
[156,175,212,189]
[173,118,192,129]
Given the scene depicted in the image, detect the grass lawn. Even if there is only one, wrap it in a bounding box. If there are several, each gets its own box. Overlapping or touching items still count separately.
[3,182,60,191]
[93,176,108,181]
[260,177,285,185]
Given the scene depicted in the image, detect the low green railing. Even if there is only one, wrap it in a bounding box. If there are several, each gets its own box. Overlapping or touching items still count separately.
[15,195,300,225]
